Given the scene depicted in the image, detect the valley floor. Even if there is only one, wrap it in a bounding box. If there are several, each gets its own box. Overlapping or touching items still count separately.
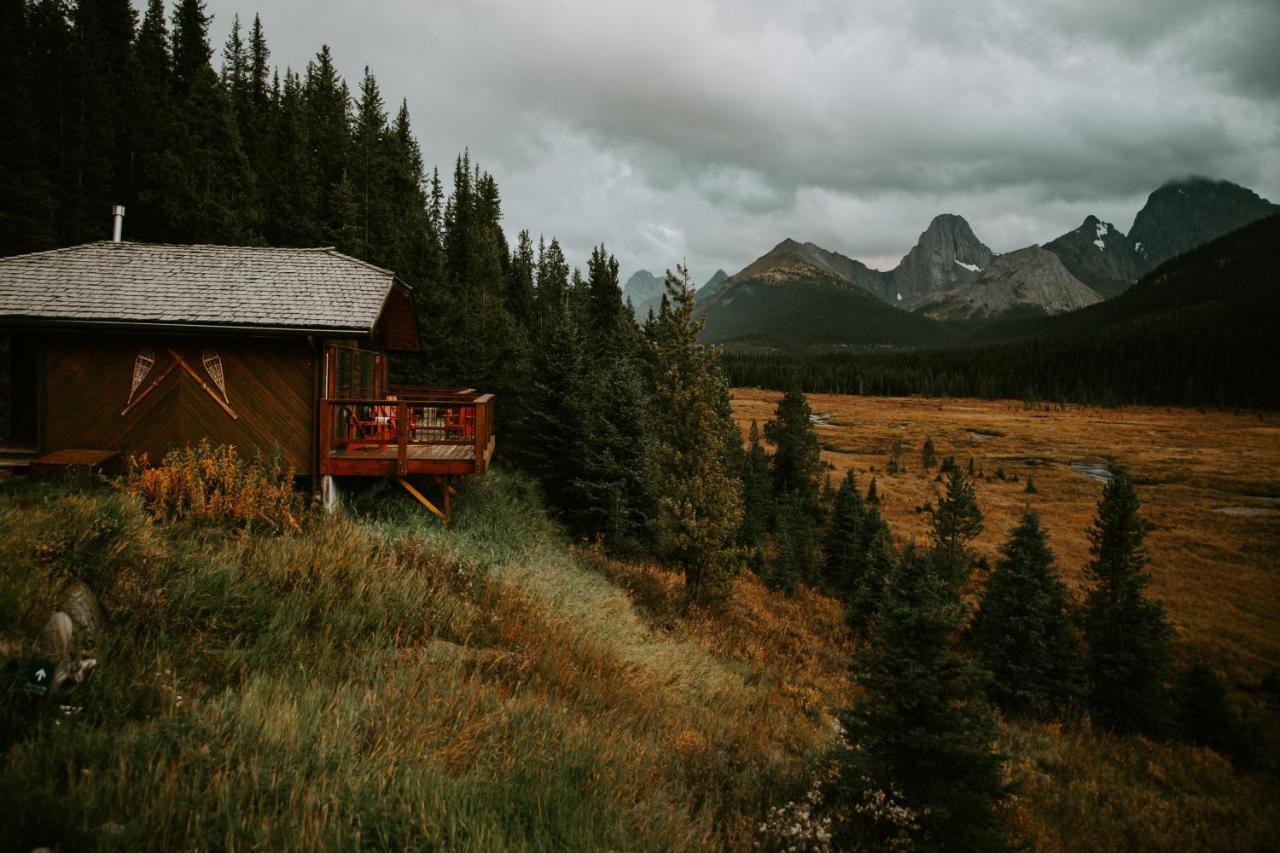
[730,390,1280,689]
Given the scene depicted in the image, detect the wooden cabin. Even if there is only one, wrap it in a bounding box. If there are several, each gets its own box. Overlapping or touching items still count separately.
[0,240,493,517]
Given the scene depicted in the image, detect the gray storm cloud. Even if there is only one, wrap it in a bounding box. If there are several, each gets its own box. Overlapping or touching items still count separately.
[200,0,1280,281]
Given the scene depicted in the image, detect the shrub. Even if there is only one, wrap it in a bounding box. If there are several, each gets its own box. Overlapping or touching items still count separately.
[126,441,304,533]
[1172,660,1265,770]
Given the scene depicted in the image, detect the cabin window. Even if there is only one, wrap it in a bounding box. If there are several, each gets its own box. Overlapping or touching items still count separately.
[328,346,384,399]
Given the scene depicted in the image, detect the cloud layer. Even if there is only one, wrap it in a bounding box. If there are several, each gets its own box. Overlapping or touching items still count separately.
[203,0,1280,279]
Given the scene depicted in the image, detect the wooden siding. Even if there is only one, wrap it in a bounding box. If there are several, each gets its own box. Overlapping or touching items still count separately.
[41,334,318,474]
[373,284,420,352]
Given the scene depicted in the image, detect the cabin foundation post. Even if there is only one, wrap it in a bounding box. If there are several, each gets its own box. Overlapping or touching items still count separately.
[322,474,341,513]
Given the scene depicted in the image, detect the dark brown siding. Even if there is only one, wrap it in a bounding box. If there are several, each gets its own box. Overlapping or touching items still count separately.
[41,333,317,474]
[374,284,420,352]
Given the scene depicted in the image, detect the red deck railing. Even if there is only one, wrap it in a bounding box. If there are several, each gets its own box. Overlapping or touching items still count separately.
[319,392,495,478]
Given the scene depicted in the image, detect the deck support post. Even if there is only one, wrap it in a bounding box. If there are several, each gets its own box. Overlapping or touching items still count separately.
[397,477,448,524]
[322,474,341,513]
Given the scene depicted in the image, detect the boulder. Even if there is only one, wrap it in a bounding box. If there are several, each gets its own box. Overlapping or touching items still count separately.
[60,581,104,646]
[39,611,75,658]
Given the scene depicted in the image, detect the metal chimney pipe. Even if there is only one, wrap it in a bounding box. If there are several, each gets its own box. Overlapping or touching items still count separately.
[111,205,126,242]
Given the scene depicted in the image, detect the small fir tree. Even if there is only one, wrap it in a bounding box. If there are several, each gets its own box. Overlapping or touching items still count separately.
[739,420,772,547]
[831,547,1007,850]
[647,264,743,604]
[1081,469,1172,735]
[764,386,824,514]
[970,510,1081,718]
[824,469,865,596]
[928,468,983,587]
[922,436,937,469]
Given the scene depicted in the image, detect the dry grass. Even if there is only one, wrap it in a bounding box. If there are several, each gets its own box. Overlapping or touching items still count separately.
[732,390,1280,690]
[0,473,844,851]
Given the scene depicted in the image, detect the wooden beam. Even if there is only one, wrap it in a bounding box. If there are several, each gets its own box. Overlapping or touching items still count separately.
[397,477,447,523]
[120,357,180,416]
[169,348,239,420]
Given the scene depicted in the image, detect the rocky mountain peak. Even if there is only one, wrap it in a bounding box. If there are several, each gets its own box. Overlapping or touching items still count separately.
[1042,216,1141,299]
[1129,177,1278,273]
[622,269,665,304]
[890,213,995,298]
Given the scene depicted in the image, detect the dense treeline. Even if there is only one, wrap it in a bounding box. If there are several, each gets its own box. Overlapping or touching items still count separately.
[0,0,750,600]
[725,215,1280,410]
[725,302,1278,409]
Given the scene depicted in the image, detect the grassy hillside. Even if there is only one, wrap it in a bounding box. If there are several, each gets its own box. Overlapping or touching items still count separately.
[2,467,1276,849]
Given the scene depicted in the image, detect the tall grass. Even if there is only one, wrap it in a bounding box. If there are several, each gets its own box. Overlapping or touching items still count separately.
[0,472,833,851]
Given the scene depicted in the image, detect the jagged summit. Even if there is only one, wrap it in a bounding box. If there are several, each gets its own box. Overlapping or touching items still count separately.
[889,214,995,299]
[1129,177,1278,273]
[1042,215,1142,299]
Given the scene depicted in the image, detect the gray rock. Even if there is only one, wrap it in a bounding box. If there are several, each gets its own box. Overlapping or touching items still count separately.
[51,656,96,696]
[40,611,75,658]
[913,246,1103,320]
[60,581,104,646]
[1043,215,1142,298]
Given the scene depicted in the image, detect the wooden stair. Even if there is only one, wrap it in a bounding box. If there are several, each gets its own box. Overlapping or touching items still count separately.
[0,440,38,479]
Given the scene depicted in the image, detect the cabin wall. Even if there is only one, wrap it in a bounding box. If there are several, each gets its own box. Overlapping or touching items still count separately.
[40,333,318,474]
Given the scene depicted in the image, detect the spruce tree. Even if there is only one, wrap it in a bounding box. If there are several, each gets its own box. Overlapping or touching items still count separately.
[764,386,824,513]
[832,546,1007,850]
[928,468,984,587]
[738,420,772,547]
[771,491,820,594]
[506,230,537,333]
[166,0,260,242]
[971,510,1081,718]
[647,264,743,604]
[922,436,937,469]
[348,67,390,261]
[824,469,864,594]
[1081,469,1172,735]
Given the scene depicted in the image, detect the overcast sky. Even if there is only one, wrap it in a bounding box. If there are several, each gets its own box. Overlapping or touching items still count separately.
[199,0,1280,283]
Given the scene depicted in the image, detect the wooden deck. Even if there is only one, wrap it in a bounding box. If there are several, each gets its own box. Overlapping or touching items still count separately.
[319,393,495,478]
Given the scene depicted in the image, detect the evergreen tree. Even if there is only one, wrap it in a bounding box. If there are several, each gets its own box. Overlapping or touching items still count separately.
[62,0,137,243]
[647,264,743,604]
[771,491,820,594]
[832,546,1007,850]
[866,476,879,505]
[348,67,390,260]
[922,436,937,469]
[970,510,1081,718]
[824,469,865,595]
[1081,469,1172,735]
[261,67,318,245]
[738,419,772,547]
[0,0,57,254]
[763,386,824,514]
[928,468,984,587]
[165,0,260,241]
[506,229,537,332]
[584,244,622,345]
[519,304,589,512]
[302,45,351,239]
[535,236,569,331]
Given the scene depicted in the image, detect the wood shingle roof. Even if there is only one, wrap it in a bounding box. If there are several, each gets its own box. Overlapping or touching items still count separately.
[0,241,405,334]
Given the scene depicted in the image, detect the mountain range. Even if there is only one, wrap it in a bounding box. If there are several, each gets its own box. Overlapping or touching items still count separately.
[695,177,1277,352]
[623,267,728,318]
